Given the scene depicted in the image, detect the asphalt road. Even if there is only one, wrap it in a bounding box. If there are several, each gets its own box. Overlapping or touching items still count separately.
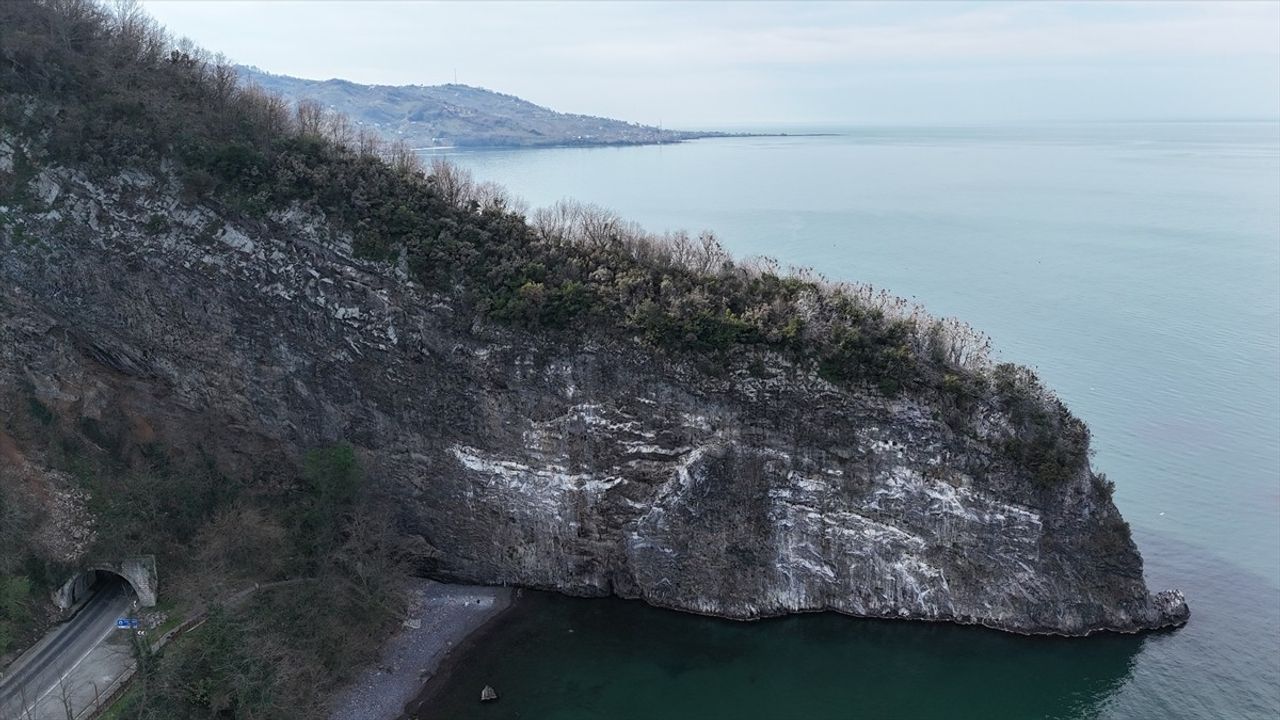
[0,576,133,716]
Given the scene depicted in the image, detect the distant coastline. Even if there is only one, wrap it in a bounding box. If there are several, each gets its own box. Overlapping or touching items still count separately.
[239,66,840,152]
[412,131,842,152]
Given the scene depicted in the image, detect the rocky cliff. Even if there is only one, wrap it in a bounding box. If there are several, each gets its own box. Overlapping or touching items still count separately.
[0,155,1188,636]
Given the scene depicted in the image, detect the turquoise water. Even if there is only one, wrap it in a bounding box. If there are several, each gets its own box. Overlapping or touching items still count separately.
[425,124,1280,719]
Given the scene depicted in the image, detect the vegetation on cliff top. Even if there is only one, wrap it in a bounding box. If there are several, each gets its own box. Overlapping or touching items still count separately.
[0,0,1089,488]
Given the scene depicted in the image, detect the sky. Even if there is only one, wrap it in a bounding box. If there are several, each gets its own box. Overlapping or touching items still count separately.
[140,1,1280,128]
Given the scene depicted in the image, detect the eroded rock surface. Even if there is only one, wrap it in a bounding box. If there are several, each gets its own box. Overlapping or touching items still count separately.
[0,166,1188,635]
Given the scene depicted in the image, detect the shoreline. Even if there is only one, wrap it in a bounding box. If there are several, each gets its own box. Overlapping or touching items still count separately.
[396,588,528,719]
[413,132,842,153]
[358,586,1180,720]
[326,579,515,720]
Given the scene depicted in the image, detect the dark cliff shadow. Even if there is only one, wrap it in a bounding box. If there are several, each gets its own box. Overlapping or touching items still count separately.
[411,527,1280,720]
[413,592,1145,720]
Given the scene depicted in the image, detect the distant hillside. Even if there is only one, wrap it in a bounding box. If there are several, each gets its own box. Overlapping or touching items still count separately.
[239,66,725,149]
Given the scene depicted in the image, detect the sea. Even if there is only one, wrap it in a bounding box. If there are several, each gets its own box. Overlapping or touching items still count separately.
[419,122,1280,720]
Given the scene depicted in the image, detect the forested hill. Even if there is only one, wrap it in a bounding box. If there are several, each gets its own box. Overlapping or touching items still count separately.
[239,66,728,148]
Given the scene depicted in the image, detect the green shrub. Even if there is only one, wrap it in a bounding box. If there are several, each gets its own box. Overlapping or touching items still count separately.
[992,364,1090,488]
[0,574,32,655]
[143,213,168,235]
[294,443,363,560]
[302,443,362,509]
[26,396,54,425]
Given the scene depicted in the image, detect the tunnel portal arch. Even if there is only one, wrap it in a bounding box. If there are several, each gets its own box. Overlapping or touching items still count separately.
[53,556,157,610]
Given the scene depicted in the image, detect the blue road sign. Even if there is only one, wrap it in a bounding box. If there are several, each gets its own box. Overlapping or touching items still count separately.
[116,618,139,629]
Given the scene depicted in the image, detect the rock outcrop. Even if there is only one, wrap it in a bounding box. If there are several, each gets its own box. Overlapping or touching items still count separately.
[0,163,1188,636]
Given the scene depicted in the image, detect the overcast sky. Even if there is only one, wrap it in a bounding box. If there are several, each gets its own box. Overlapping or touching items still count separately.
[140,1,1280,128]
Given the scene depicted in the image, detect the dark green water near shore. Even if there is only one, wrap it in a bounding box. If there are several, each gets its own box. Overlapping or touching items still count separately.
[427,123,1280,719]
[430,590,1144,720]
[423,537,1277,720]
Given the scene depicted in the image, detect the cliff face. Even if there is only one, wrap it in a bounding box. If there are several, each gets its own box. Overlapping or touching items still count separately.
[0,160,1188,635]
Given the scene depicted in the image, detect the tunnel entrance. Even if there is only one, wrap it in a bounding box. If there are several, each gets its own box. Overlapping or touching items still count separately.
[53,570,128,611]
[53,556,157,611]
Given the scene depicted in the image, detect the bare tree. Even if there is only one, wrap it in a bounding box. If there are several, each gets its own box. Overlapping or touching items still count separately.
[295,99,325,138]
[57,675,75,720]
[323,111,354,147]
[918,317,992,371]
[575,203,623,249]
[332,506,410,614]
[688,230,728,275]
[473,180,527,215]
[384,139,421,175]
[531,200,577,242]
[192,503,288,593]
[172,35,210,79]
[207,55,238,108]
[16,683,34,720]
[244,85,293,140]
[428,157,475,207]
[354,127,382,158]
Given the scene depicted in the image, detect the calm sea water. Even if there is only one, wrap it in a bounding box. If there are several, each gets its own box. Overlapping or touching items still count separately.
[424,123,1280,719]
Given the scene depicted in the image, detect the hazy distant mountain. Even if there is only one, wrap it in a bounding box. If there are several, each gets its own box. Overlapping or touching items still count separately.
[238,66,727,149]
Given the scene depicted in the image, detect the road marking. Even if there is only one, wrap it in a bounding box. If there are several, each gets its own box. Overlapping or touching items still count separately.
[29,604,121,711]
[12,589,130,718]
[0,586,117,702]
